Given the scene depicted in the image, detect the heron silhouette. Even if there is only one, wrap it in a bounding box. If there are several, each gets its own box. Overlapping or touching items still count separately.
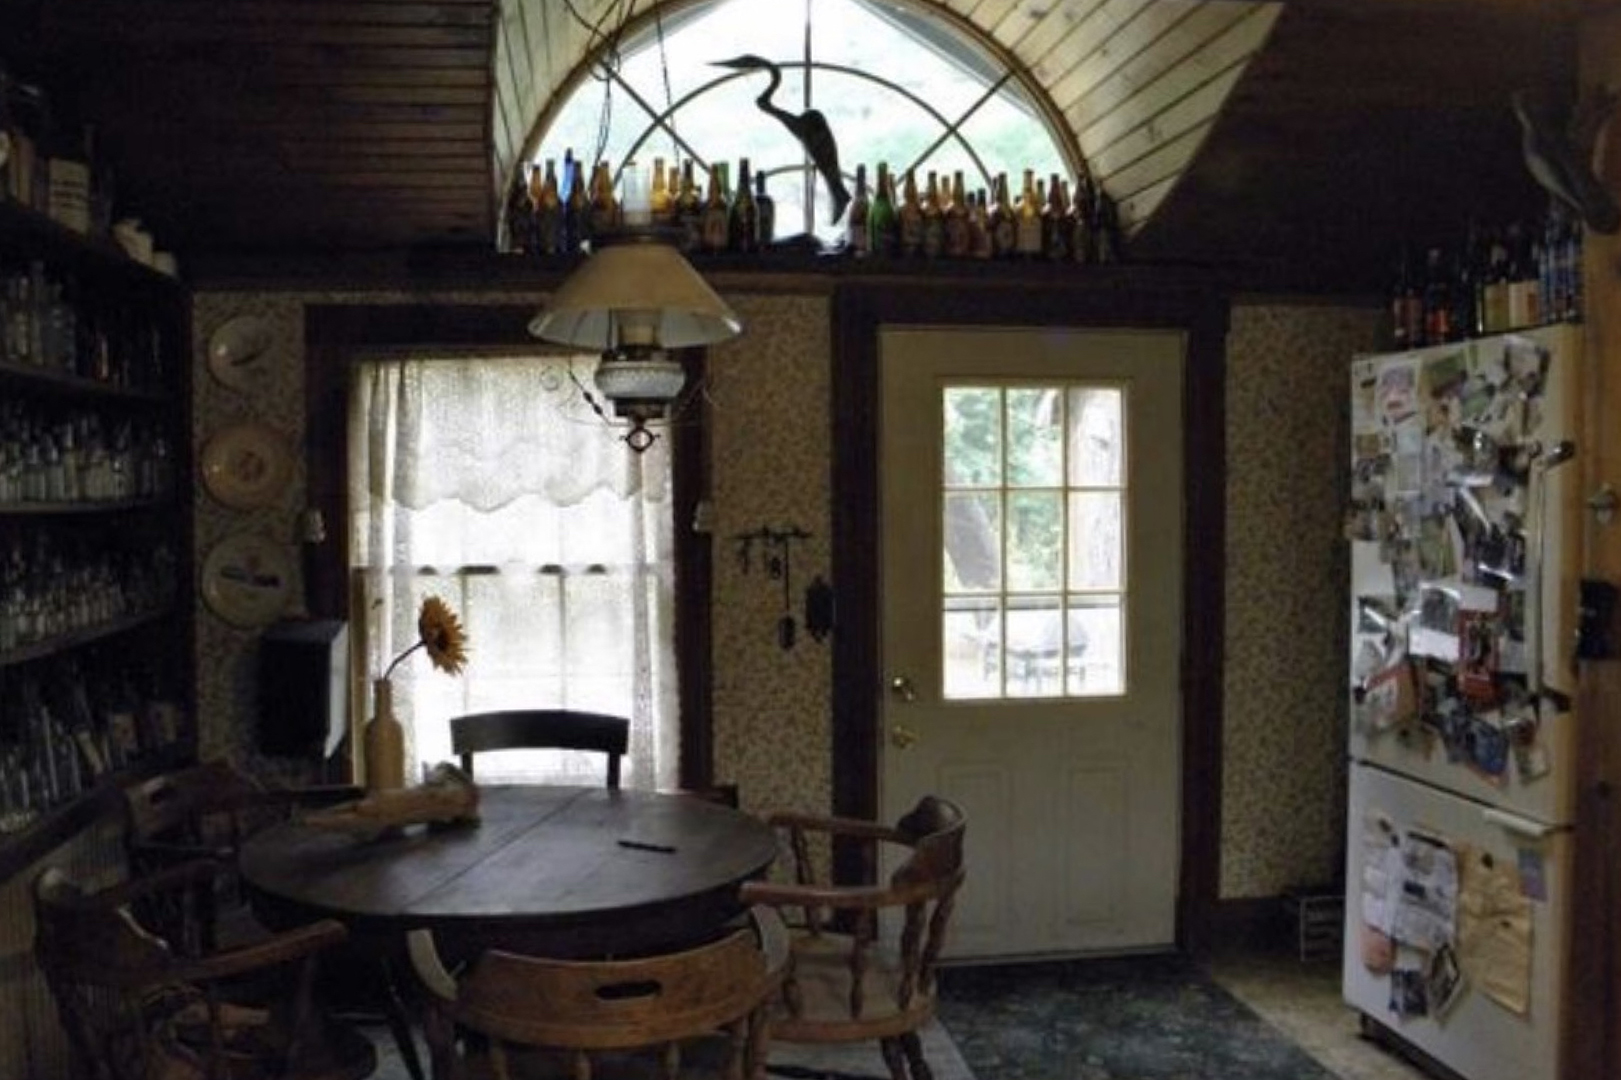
[713,54,851,225]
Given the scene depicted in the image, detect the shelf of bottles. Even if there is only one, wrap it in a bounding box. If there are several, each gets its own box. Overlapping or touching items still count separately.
[1388,201,1585,351]
[502,153,1125,268]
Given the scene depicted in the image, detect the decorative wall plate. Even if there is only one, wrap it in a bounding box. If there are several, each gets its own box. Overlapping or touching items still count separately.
[201,532,295,627]
[206,315,275,392]
[200,422,293,509]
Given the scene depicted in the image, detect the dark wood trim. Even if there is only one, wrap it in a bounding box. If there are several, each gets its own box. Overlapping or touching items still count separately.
[301,303,715,785]
[827,273,1231,953]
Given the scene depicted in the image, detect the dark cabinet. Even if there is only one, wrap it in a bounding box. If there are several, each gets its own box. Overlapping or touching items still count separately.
[0,198,192,880]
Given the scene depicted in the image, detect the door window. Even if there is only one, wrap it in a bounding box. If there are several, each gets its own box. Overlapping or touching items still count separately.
[941,382,1126,700]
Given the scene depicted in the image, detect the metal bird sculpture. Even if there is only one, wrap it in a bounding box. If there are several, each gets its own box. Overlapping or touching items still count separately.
[1512,85,1620,235]
[713,54,851,225]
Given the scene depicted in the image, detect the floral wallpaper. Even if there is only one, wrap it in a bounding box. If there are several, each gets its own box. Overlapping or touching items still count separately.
[1220,302,1384,898]
[188,286,1378,900]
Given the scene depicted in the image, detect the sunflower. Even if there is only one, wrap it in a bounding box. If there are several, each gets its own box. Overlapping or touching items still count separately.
[382,595,469,680]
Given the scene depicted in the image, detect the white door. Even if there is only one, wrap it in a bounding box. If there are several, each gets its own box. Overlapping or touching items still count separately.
[879,326,1185,959]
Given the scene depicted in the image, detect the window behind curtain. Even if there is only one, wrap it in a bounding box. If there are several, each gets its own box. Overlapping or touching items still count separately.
[347,355,678,789]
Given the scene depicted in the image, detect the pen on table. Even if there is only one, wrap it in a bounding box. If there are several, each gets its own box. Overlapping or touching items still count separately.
[617,838,677,854]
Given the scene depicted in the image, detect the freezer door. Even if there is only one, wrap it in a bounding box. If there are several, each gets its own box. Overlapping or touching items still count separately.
[1347,324,1583,824]
[1342,763,1570,1080]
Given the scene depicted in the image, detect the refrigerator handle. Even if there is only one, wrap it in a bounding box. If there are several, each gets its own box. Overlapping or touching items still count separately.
[1482,807,1556,840]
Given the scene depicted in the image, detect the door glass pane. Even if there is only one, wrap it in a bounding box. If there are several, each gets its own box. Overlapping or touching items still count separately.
[1069,387,1123,487]
[944,387,1002,486]
[943,596,999,699]
[943,493,1001,592]
[1007,388,1061,487]
[1007,491,1061,592]
[1069,596,1124,695]
[942,380,1128,702]
[1068,492,1122,591]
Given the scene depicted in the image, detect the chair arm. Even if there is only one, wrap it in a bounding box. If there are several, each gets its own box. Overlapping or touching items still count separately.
[763,811,908,845]
[405,928,459,1004]
[253,784,366,811]
[93,859,225,909]
[168,918,349,985]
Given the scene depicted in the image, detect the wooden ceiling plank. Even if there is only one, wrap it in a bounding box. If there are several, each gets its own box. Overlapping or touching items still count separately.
[1028,0,1159,87]
[1085,63,1245,177]
[1010,0,1112,62]
[1034,0,1197,97]
[1113,170,1176,233]
[1068,5,1277,151]
[1094,118,1211,197]
[988,0,1065,52]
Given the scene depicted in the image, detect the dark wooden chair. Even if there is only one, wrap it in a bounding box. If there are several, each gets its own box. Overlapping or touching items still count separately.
[407,906,789,1080]
[33,860,376,1080]
[121,759,359,949]
[449,709,629,787]
[739,795,967,1080]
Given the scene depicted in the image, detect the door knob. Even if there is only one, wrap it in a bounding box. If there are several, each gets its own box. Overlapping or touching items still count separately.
[890,724,919,749]
[889,675,917,702]
[1588,484,1618,526]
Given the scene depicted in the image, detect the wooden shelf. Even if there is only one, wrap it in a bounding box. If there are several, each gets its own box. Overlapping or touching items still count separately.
[0,751,191,883]
[0,496,173,516]
[0,199,180,294]
[0,357,172,403]
[0,607,176,669]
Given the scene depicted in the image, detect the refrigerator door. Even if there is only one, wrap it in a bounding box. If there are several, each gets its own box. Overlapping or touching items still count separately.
[1348,325,1583,825]
[1342,762,1570,1080]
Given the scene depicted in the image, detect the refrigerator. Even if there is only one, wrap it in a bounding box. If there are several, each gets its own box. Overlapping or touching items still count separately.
[1341,323,1582,1080]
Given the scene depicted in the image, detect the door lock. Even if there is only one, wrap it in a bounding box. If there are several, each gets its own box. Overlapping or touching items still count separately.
[890,724,919,749]
[889,675,917,703]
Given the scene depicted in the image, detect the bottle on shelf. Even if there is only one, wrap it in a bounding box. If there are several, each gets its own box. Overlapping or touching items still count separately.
[988,172,1015,259]
[1043,173,1071,262]
[502,163,532,255]
[868,162,899,259]
[920,170,945,259]
[1014,169,1042,259]
[729,157,760,254]
[968,188,992,260]
[700,162,731,253]
[588,160,620,243]
[846,163,871,258]
[675,159,703,253]
[532,159,562,256]
[898,168,924,259]
[1420,247,1452,346]
[650,157,673,227]
[754,169,775,249]
[943,170,970,259]
[562,153,589,255]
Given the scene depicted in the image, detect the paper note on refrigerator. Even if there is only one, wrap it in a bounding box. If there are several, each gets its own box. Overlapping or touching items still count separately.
[1391,830,1460,953]
[1457,848,1533,1015]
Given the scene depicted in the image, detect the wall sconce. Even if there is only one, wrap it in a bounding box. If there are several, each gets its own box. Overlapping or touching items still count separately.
[528,226,742,451]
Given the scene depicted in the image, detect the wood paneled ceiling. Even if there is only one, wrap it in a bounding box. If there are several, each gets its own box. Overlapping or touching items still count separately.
[0,0,1584,292]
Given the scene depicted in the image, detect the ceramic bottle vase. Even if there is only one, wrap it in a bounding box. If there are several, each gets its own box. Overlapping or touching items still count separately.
[365,678,406,792]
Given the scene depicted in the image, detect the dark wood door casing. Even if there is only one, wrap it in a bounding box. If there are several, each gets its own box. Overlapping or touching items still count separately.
[827,272,1231,949]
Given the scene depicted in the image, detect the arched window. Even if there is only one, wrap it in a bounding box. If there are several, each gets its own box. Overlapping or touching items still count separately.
[530,0,1075,246]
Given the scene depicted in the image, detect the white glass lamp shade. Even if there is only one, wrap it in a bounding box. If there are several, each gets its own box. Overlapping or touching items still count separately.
[528,233,741,350]
[595,351,689,416]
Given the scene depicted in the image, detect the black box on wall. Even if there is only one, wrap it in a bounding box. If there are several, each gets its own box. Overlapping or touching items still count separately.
[258,619,349,759]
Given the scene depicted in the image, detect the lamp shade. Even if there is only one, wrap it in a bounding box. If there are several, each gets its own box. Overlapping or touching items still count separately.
[528,232,741,350]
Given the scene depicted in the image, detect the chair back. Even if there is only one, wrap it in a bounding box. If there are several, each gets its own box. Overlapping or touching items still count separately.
[413,908,788,1078]
[34,864,375,1080]
[122,759,263,853]
[450,709,629,787]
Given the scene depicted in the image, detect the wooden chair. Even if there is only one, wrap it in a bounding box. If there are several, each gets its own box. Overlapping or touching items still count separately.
[738,795,967,1080]
[407,907,789,1080]
[449,710,629,788]
[33,859,376,1080]
[121,759,359,949]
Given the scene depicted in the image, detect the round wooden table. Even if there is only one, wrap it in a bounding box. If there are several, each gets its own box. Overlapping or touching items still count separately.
[239,784,780,959]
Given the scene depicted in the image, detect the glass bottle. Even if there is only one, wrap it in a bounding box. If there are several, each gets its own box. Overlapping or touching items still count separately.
[675,159,703,253]
[968,188,993,260]
[867,162,899,259]
[898,168,924,258]
[920,170,945,259]
[1043,173,1071,262]
[562,154,589,255]
[846,163,871,258]
[729,157,760,254]
[754,169,775,249]
[502,163,532,255]
[701,162,731,253]
[1015,169,1042,259]
[943,170,970,259]
[533,159,562,256]
[588,160,619,243]
[650,156,673,226]
[988,173,1015,259]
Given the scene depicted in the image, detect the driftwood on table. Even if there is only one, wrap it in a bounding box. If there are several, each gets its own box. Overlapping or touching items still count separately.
[299,762,480,836]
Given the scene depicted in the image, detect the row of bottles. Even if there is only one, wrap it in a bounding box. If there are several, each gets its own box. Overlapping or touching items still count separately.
[2,260,174,389]
[1389,201,1584,350]
[846,164,1121,264]
[0,401,176,505]
[1,67,112,240]
[502,152,1124,263]
[0,653,185,831]
[0,533,179,653]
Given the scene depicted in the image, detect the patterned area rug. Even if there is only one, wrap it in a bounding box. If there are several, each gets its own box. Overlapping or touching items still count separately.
[935,954,1339,1080]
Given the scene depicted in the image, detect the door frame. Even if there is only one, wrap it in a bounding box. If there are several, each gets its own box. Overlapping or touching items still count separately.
[829,271,1231,950]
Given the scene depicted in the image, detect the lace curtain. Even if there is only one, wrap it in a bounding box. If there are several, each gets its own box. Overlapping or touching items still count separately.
[348,355,677,790]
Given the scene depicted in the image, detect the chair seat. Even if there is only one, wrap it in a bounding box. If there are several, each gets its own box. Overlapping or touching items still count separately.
[144,988,377,1080]
[772,931,938,1044]
[453,1036,745,1080]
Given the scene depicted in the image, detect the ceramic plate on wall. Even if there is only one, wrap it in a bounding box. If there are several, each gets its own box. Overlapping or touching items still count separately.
[200,422,293,509]
[201,532,295,627]
[206,315,276,392]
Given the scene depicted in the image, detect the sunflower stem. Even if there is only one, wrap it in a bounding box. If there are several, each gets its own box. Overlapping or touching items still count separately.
[382,639,425,682]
